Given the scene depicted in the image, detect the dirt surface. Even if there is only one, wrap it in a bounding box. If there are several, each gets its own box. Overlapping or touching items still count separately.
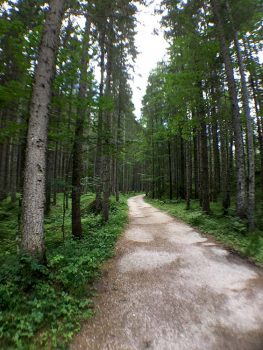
[71,195,263,350]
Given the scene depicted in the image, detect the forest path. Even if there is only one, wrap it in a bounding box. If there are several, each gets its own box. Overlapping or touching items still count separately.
[71,195,263,350]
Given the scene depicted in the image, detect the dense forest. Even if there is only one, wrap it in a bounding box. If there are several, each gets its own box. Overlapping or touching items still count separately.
[0,0,262,348]
[141,0,262,229]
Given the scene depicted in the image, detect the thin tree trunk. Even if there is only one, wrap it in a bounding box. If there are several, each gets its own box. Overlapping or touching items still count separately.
[193,131,199,199]
[211,119,220,201]
[101,27,113,222]
[211,0,246,218]
[220,122,231,215]
[10,140,18,202]
[244,38,263,193]
[233,32,255,230]
[95,31,105,212]
[200,121,210,214]
[53,141,58,205]
[168,140,173,200]
[185,140,191,210]
[72,15,90,238]
[226,1,255,229]
[45,149,52,214]
[115,81,122,202]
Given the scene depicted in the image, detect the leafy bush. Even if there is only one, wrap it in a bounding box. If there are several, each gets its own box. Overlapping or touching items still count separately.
[188,213,205,226]
[0,195,128,349]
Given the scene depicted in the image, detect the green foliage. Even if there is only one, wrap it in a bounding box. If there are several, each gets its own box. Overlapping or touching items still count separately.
[146,198,263,265]
[0,195,129,349]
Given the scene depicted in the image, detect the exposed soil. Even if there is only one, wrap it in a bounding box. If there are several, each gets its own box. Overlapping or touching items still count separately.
[71,195,263,350]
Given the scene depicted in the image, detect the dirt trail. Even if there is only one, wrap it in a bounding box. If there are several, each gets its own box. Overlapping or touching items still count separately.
[71,195,263,350]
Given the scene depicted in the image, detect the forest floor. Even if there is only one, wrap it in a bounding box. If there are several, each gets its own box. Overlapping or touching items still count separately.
[71,195,263,350]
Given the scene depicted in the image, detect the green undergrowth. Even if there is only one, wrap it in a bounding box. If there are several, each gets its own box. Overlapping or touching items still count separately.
[0,194,129,349]
[146,197,263,265]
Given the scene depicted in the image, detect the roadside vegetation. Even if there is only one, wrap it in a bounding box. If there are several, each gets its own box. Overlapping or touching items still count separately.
[0,194,129,349]
[146,197,263,266]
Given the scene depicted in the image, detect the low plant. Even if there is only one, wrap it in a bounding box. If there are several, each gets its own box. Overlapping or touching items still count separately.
[0,195,129,349]
[146,198,263,265]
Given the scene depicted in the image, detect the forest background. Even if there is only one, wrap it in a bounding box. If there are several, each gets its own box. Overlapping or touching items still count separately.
[0,0,262,348]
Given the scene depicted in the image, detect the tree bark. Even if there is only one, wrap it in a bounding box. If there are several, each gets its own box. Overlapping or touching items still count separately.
[115,80,122,202]
[244,38,263,193]
[72,15,91,238]
[226,1,255,229]
[234,33,255,230]
[200,120,210,214]
[185,140,191,210]
[101,26,113,222]
[95,31,105,212]
[211,0,246,219]
[21,0,65,261]
[168,140,173,200]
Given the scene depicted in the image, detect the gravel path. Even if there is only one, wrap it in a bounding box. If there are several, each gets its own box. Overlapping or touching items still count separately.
[71,195,263,350]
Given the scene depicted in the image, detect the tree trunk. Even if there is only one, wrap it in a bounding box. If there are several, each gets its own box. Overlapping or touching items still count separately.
[72,15,91,238]
[193,130,199,199]
[21,0,65,261]
[244,38,263,194]
[226,1,255,229]
[168,140,173,200]
[200,120,210,214]
[220,121,231,215]
[45,149,52,214]
[185,140,191,210]
[95,31,105,212]
[101,26,113,222]
[211,0,246,219]
[115,81,122,202]
[234,32,255,230]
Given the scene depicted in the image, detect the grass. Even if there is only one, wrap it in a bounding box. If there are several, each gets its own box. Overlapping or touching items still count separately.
[146,197,263,266]
[0,193,129,349]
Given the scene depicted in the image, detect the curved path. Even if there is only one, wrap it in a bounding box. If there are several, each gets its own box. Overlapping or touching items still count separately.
[72,195,263,350]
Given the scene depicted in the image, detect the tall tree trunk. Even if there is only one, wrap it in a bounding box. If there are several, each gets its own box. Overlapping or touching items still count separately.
[196,85,210,214]
[185,139,191,210]
[95,31,105,212]
[168,140,173,200]
[45,149,52,214]
[210,81,221,202]
[101,29,113,222]
[234,33,255,230]
[211,0,246,219]
[200,120,210,214]
[226,1,255,229]
[193,130,199,199]
[21,0,65,261]
[211,119,220,201]
[0,142,8,201]
[72,15,91,238]
[220,121,231,215]
[179,135,185,199]
[53,141,58,205]
[244,38,263,193]
[250,73,263,192]
[115,80,122,202]
[151,122,155,198]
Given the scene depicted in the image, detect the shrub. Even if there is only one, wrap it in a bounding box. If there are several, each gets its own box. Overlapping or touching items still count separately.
[0,195,128,349]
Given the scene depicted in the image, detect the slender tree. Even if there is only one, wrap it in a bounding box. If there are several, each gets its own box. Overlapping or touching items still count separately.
[226,1,255,230]
[211,0,246,218]
[72,14,91,238]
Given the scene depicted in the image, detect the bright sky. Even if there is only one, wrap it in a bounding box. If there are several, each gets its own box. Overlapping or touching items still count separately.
[131,1,168,119]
